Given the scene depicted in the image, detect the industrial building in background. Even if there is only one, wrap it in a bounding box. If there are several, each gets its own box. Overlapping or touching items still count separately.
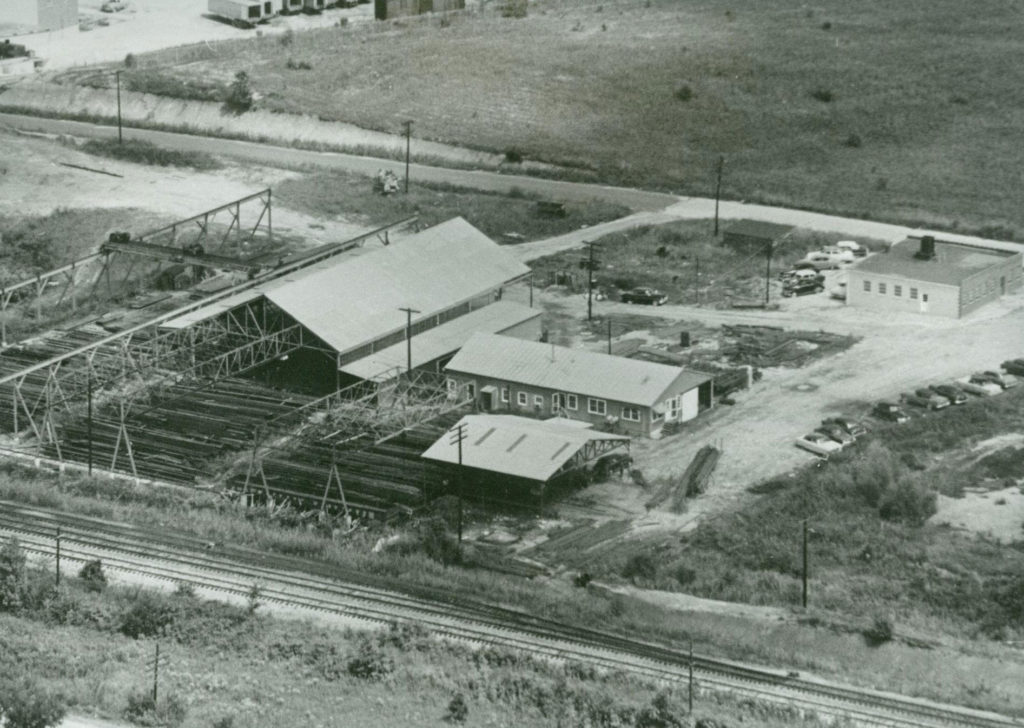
[444,333,714,438]
[846,235,1023,318]
[0,0,78,33]
[374,0,464,21]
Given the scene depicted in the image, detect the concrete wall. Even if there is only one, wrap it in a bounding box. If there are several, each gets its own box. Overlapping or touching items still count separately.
[958,252,1023,317]
[846,270,960,318]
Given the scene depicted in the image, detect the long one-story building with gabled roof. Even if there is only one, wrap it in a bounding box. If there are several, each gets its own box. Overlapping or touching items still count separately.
[444,333,713,438]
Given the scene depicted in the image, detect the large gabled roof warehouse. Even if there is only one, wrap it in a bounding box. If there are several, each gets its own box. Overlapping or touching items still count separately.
[444,334,713,438]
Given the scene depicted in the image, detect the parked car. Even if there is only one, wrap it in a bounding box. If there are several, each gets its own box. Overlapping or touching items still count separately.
[780,268,824,284]
[928,383,968,405]
[822,416,867,438]
[835,240,867,257]
[902,389,949,410]
[816,424,855,447]
[620,287,668,305]
[1002,359,1024,377]
[972,371,1019,389]
[782,277,825,297]
[872,401,909,423]
[799,252,846,271]
[958,378,1001,397]
[820,245,856,263]
[795,432,843,457]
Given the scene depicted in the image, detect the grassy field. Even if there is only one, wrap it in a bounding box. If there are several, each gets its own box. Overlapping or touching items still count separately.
[527,219,867,306]
[0,558,832,728]
[80,139,223,170]
[124,0,1024,236]
[273,170,630,242]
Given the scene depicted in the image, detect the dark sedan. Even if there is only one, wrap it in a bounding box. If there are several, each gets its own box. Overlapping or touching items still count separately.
[620,287,668,305]
[928,383,968,405]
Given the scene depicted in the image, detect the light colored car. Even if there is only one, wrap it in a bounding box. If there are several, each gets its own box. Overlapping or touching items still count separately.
[795,432,843,457]
[800,252,847,270]
[836,240,867,257]
[958,378,1001,396]
[820,245,856,263]
[815,424,855,447]
[972,371,1019,389]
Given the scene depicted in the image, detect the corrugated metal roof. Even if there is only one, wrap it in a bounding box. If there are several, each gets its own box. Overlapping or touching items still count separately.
[445,333,711,407]
[851,238,1019,286]
[265,218,529,356]
[421,414,628,481]
[724,219,795,240]
[338,302,541,380]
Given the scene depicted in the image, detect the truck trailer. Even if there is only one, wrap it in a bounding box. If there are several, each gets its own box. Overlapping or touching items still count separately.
[208,0,275,27]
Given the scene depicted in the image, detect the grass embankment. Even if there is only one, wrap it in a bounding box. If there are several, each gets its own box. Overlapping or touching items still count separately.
[597,389,1024,642]
[273,170,630,242]
[122,0,1024,237]
[80,139,222,170]
[528,220,869,306]
[3,463,1024,716]
[0,543,823,728]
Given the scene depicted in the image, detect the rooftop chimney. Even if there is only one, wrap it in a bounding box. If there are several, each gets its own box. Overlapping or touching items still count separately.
[914,235,936,261]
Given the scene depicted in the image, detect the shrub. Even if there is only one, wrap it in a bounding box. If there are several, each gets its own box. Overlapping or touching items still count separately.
[78,559,107,593]
[674,83,693,102]
[0,677,67,728]
[622,553,657,582]
[418,516,461,565]
[224,71,254,114]
[124,53,137,68]
[636,691,686,728]
[843,133,862,148]
[674,564,696,586]
[821,21,832,30]
[810,88,834,103]
[279,29,294,46]
[863,616,894,645]
[0,538,28,611]
[246,583,261,617]
[81,139,221,170]
[212,718,235,728]
[124,690,187,727]
[119,590,178,638]
[346,642,393,680]
[879,477,936,525]
[504,147,524,164]
[285,58,313,71]
[444,693,468,723]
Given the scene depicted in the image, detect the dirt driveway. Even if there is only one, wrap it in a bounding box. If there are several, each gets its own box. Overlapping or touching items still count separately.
[535,287,1024,534]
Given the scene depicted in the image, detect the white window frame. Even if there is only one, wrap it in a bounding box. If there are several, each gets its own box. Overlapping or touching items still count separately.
[500,386,509,403]
[621,406,642,422]
[516,391,528,406]
[566,394,578,411]
[533,395,544,408]
[587,398,607,416]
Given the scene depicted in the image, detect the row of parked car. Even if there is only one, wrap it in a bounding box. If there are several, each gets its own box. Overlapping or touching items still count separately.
[795,360,1024,457]
[779,240,867,298]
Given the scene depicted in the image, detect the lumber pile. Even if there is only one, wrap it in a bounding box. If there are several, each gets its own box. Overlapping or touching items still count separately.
[720,324,855,368]
[670,445,720,513]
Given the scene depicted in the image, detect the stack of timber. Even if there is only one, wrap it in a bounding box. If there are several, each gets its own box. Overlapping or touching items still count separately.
[523,519,632,569]
[669,445,719,513]
[720,324,856,368]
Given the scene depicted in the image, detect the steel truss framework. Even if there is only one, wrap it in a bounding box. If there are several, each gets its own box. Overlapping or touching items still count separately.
[0,190,277,346]
[0,217,417,445]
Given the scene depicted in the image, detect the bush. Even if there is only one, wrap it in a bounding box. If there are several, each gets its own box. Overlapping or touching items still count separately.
[224,71,254,114]
[78,559,107,592]
[418,516,461,565]
[843,133,862,148]
[444,693,468,723]
[124,52,137,68]
[504,147,524,164]
[863,616,894,645]
[125,690,187,728]
[622,553,657,582]
[0,538,28,611]
[0,677,66,728]
[809,88,834,103]
[878,477,936,525]
[346,642,393,680]
[81,139,221,170]
[212,718,235,728]
[674,83,693,102]
[674,564,696,586]
[119,590,178,638]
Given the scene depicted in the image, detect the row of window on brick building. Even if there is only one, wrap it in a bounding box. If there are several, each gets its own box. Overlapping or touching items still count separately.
[862,279,925,301]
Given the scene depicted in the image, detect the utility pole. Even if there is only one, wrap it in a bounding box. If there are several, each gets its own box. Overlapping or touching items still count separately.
[764,242,772,306]
[87,369,93,476]
[401,120,413,194]
[55,526,61,586]
[449,422,467,549]
[583,241,600,321]
[713,155,724,236]
[115,70,123,145]
[607,318,612,354]
[802,518,809,608]
[398,307,420,373]
[146,643,167,704]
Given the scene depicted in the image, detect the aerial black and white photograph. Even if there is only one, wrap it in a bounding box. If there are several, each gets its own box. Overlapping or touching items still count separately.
[0,1,1022,727]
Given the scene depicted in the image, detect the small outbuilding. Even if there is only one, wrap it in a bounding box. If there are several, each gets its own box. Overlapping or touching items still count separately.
[444,334,713,439]
[846,235,1022,318]
[723,219,794,251]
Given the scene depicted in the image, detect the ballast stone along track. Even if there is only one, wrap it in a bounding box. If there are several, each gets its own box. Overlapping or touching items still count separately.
[0,503,1019,728]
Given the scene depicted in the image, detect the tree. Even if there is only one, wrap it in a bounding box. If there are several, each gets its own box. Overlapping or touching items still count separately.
[444,693,468,724]
[78,559,107,593]
[0,678,66,728]
[224,71,254,114]
[0,538,28,611]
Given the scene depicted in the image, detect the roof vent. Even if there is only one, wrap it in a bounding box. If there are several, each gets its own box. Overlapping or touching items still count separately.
[914,235,936,261]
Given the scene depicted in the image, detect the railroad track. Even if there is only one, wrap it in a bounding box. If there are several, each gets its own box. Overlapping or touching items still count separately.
[0,502,1019,728]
